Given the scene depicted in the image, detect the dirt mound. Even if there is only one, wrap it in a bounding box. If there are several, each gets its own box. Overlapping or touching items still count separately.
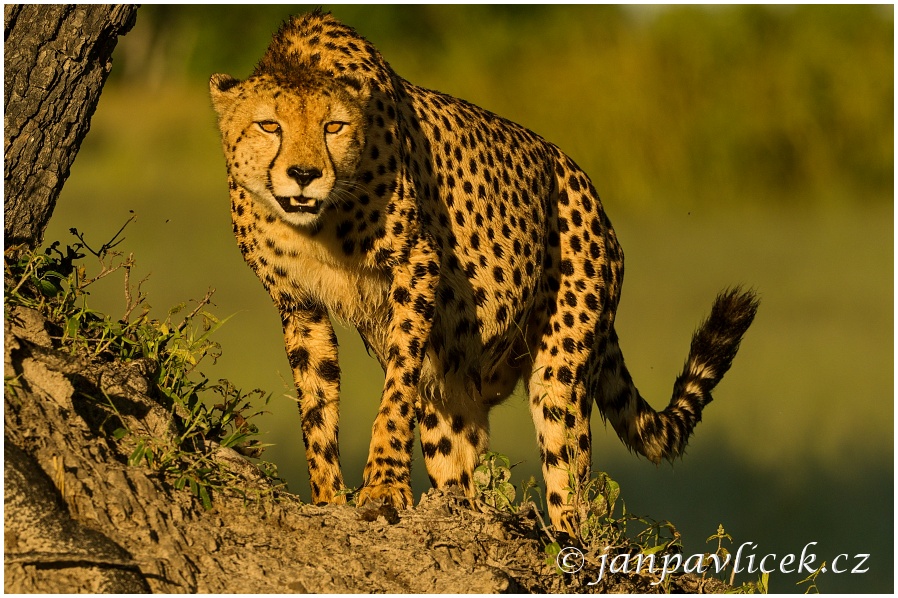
[4,306,727,593]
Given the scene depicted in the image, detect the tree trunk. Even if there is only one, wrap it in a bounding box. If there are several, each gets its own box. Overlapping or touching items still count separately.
[4,4,137,249]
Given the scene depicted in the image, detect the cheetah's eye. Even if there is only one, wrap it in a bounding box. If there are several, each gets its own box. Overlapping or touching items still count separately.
[324,122,345,134]
[257,121,280,134]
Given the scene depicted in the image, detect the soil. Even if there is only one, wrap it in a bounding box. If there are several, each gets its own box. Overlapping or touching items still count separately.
[4,305,730,593]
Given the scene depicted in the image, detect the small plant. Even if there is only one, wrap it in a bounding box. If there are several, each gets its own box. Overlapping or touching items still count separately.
[471,447,768,592]
[796,561,825,594]
[571,471,624,547]
[474,451,518,511]
[5,221,282,507]
[701,524,769,593]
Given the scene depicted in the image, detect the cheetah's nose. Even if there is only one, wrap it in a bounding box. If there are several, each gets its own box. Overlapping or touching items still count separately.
[287,166,323,187]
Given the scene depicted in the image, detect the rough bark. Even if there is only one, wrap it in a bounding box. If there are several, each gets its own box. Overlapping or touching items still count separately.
[4,4,137,249]
[4,306,730,593]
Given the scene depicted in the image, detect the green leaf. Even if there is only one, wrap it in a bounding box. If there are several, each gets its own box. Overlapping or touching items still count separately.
[641,544,668,556]
[198,484,212,510]
[606,478,621,505]
[758,572,769,593]
[496,465,512,483]
[34,277,60,297]
[129,440,146,466]
[473,466,491,487]
[65,317,81,338]
[220,432,250,448]
[498,481,516,504]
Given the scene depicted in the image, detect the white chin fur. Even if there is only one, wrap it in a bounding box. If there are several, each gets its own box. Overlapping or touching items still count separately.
[279,208,323,228]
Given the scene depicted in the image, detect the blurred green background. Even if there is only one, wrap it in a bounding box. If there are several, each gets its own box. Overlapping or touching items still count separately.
[44,5,892,592]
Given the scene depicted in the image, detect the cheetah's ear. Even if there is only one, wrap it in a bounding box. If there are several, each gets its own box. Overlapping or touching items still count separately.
[210,74,241,113]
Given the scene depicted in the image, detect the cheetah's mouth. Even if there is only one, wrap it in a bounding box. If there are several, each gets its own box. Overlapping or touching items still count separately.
[275,195,320,214]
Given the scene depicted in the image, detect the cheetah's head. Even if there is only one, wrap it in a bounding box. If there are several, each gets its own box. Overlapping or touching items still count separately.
[210,72,367,227]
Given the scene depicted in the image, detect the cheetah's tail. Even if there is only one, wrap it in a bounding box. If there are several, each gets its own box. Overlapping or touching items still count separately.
[601,287,759,463]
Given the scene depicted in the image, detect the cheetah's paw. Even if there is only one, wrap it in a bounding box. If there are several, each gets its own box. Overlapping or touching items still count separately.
[551,507,581,538]
[310,483,349,506]
[357,482,413,509]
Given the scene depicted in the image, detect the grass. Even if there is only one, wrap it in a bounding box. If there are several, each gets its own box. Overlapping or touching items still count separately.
[471,451,769,592]
[5,224,283,508]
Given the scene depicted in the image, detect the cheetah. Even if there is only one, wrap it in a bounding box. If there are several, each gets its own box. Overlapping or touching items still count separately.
[210,10,758,533]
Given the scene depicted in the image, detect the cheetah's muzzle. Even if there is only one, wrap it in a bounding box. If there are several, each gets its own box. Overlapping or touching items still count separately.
[210,9,759,537]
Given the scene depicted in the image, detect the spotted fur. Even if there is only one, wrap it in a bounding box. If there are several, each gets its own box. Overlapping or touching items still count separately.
[210,10,758,533]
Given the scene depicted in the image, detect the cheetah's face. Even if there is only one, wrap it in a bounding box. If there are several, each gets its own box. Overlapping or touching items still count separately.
[210,73,367,227]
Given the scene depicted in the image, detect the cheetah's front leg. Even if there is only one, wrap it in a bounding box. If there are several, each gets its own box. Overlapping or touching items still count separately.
[281,303,346,504]
[358,236,439,508]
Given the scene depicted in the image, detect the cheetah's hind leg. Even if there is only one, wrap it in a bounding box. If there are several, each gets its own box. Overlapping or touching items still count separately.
[417,390,490,496]
[526,320,597,536]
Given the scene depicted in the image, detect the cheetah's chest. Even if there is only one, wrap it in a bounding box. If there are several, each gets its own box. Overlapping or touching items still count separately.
[236,200,392,329]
